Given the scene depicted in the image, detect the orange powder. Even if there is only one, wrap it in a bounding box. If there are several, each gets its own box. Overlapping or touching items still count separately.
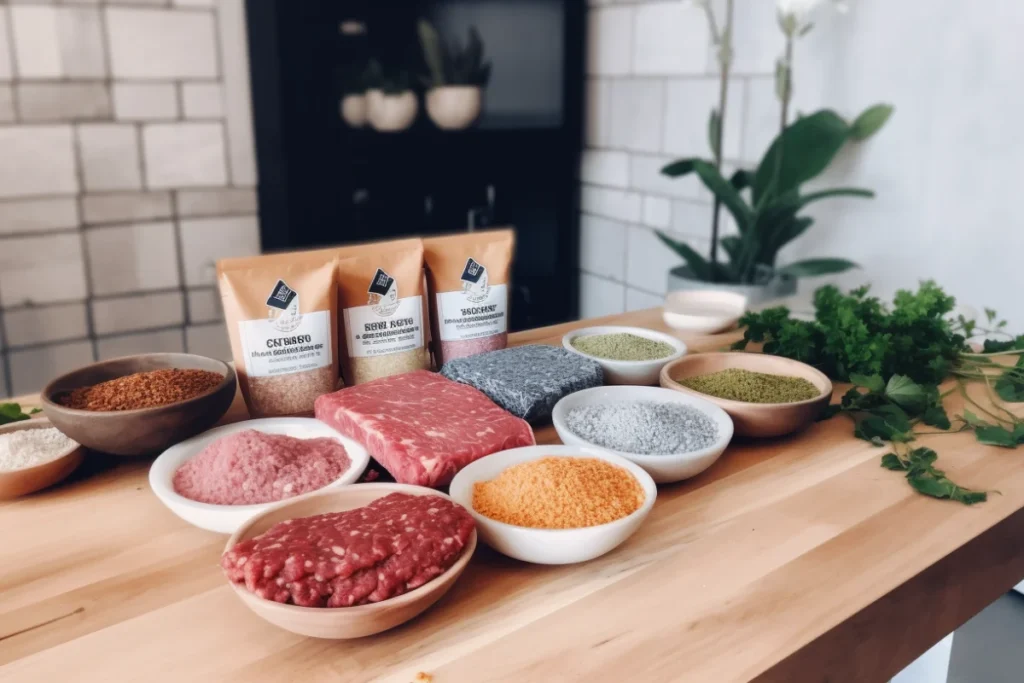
[472,457,645,529]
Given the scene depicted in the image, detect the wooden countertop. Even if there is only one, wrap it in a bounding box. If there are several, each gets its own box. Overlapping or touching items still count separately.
[3,308,1024,683]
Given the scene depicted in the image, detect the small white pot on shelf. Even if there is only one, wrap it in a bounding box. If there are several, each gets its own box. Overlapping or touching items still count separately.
[426,85,482,130]
[340,93,368,128]
[368,89,418,132]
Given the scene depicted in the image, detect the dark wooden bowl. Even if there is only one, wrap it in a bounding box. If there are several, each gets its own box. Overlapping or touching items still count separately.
[41,353,237,457]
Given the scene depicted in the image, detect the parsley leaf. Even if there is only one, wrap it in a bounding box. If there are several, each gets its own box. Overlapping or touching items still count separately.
[881,447,988,505]
[0,402,39,426]
[884,375,928,413]
[994,355,1024,403]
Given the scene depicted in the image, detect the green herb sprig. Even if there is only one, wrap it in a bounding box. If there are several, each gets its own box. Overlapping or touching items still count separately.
[0,402,41,426]
[736,282,1023,504]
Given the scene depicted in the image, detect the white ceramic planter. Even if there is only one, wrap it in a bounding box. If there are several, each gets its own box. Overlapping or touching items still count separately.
[667,265,797,307]
[368,90,418,132]
[426,86,482,130]
[340,93,368,128]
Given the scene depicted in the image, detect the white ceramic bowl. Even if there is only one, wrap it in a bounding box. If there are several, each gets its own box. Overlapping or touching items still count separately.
[448,445,657,565]
[150,418,370,534]
[562,325,687,386]
[662,290,747,334]
[551,386,734,484]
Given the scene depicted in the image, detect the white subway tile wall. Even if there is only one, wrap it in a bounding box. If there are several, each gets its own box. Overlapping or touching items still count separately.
[4,303,89,346]
[90,292,185,335]
[579,272,626,319]
[0,197,79,235]
[185,323,231,361]
[181,82,224,119]
[142,122,228,188]
[0,10,12,80]
[104,8,218,79]
[112,83,178,121]
[96,329,185,360]
[78,123,143,191]
[0,233,88,307]
[0,125,78,198]
[0,3,257,398]
[179,216,260,286]
[85,221,180,295]
[580,1,774,311]
[0,86,14,123]
[81,191,173,224]
[9,341,94,396]
[17,82,111,122]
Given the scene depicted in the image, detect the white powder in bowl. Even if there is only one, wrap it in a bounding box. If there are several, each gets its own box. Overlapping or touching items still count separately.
[0,426,78,472]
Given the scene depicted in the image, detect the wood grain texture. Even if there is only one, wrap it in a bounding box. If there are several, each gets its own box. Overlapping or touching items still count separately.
[3,308,1023,683]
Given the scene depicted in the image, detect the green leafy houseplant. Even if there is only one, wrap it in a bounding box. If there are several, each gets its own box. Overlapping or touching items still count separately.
[364,60,415,96]
[417,20,492,88]
[656,104,893,284]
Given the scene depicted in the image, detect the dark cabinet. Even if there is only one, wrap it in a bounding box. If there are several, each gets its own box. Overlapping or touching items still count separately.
[246,0,584,330]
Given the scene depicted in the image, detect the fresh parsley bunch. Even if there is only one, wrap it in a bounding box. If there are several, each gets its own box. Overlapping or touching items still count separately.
[734,281,966,384]
[734,281,1024,505]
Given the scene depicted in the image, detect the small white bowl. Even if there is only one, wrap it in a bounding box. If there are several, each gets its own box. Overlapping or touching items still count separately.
[150,417,370,534]
[562,325,686,386]
[662,290,747,334]
[448,445,657,565]
[551,386,734,484]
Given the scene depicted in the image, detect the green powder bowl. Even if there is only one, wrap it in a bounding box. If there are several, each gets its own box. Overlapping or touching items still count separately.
[563,326,687,386]
[659,352,833,438]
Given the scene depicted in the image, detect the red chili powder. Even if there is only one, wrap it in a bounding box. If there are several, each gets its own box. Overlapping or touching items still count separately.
[173,429,351,505]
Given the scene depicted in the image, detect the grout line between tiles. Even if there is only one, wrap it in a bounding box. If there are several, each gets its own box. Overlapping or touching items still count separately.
[68,124,101,362]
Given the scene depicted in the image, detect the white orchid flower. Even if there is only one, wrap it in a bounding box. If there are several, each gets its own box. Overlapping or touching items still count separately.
[777,0,848,35]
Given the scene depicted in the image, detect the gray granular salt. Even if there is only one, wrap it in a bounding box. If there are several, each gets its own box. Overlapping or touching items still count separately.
[565,401,719,455]
[440,345,603,423]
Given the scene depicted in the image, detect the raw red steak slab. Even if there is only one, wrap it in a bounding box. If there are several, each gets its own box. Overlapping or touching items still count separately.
[314,370,535,487]
[222,492,475,608]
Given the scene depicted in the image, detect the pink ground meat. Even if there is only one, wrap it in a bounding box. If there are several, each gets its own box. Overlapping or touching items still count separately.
[222,492,475,607]
[437,331,508,365]
[173,429,351,505]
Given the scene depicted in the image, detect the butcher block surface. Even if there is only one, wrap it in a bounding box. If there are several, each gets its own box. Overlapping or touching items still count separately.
[4,308,1024,683]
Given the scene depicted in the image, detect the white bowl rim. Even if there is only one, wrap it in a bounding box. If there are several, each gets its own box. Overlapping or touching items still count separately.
[562,325,687,367]
[149,417,371,516]
[224,482,477,616]
[449,444,658,537]
[550,385,734,463]
[663,289,748,313]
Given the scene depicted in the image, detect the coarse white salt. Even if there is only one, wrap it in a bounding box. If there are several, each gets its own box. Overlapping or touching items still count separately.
[0,427,77,472]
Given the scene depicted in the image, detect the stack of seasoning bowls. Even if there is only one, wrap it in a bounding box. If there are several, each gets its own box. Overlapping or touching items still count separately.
[659,352,832,437]
[562,325,686,385]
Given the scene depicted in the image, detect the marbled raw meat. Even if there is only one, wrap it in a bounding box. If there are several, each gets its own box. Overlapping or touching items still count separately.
[314,370,534,487]
[222,492,475,607]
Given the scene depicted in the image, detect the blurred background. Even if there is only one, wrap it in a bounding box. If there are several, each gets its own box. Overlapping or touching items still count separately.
[0,0,1021,402]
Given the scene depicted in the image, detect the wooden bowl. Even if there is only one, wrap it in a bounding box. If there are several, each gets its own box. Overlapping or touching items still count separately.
[223,483,478,639]
[0,419,84,500]
[660,352,833,438]
[41,353,236,456]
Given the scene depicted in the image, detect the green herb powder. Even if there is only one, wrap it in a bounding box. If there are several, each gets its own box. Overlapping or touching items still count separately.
[680,368,820,404]
[571,333,675,362]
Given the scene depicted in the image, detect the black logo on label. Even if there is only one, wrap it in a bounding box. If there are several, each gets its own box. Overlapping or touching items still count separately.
[460,257,489,303]
[367,268,400,316]
[461,258,485,285]
[266,280,297,310]
[265,279,301,332]
[368,268,395,297]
